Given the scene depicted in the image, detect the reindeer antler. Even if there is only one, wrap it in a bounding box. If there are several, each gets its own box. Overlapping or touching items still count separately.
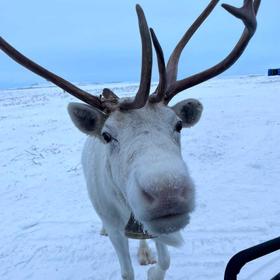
[0,37,105,110]
[0,1,260,110]
[0,4,153,112]
[150,0,261,104]
[119,5,153,110]
[149,28,167,104]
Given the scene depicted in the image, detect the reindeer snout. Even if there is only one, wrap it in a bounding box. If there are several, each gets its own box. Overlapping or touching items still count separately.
[127,171,196,233]
[139,179,195,221]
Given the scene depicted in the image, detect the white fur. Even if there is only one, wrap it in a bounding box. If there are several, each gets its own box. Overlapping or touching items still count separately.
[138,240,156,265]
[70,101,200,279]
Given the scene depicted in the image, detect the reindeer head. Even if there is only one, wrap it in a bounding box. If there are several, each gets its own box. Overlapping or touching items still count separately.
[0,0,260,235]
[68,98,202,234]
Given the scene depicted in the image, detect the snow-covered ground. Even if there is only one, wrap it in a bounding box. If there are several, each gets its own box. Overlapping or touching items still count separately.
[0,76,279,280]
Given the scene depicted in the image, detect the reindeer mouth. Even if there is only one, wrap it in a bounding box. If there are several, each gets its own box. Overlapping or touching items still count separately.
[125,211,189,238]
[145,213,190,234]
[151,213,184,221]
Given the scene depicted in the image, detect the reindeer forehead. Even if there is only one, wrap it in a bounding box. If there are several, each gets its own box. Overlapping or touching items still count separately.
[106,103,176,131]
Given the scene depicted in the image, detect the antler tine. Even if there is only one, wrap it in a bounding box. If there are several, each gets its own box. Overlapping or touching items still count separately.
[149,28,167,104]
[120,4,153,111]
[165,0,260,104]
[253,0,261,14]
[0,37,105,111]
[222,0,256,33]
[166,0,219,87]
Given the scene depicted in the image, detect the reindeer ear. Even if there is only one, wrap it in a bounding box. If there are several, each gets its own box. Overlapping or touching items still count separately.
[67,102,107,136]
[172,99,203,128]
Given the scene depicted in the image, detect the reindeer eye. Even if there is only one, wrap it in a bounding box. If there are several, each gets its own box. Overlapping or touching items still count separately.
[175,120,183,132]
[102,132,112,143]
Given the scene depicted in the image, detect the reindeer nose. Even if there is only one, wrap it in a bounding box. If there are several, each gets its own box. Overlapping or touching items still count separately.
[140,183,190,209]
[138,182,194,222]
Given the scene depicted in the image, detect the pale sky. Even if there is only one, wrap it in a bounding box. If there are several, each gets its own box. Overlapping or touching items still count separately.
[0,0,279,89]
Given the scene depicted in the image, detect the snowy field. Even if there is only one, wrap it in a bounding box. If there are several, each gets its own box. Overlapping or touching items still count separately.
[0,76,279,280]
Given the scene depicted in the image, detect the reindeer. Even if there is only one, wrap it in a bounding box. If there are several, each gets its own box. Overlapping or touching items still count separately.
[0,0,260,279]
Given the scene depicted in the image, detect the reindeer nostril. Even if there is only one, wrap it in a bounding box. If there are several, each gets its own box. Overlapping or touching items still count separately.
[141,189,155,204]
[180,187,188,199]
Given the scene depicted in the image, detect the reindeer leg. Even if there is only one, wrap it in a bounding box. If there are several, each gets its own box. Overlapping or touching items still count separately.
[147,240,170,280]
[100,223,108,236]
[106,227,134,280]
[137,240,156,265]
